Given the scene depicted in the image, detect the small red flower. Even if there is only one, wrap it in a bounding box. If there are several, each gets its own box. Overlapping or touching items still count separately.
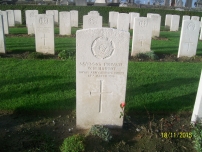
[120,102,126,108]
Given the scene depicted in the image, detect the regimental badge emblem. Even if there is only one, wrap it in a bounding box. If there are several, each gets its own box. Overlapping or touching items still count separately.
[91,37,115,59]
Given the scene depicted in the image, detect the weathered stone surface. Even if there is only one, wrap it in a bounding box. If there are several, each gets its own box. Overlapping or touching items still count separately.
[14,10,22,25]
[83,15,102,29]
[117,13,130,32]
[70,10,78,27]
[170,15,180,31]
[46,10,58,25]
[59,11,71,35]
[0,11,9,34]
[76,28,130,129]
[178,20,200,57]
[129,12,140,30]
[0,15,6,53]
[131,17,152,56]
[35,14,55,54]
[25,10,38,35]
[165,14,172,29]
[191,71,202,124]
[6,10,15,27]
[109,11,118,28]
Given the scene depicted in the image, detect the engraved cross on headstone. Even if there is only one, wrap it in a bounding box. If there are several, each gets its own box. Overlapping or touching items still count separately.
[90,80,112,113]
[138,35,145,47]
[184,38,194,52]
[41,34,48,46]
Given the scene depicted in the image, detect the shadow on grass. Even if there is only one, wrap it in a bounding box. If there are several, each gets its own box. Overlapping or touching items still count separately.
[127,92,196,114]
[126,77,198,97]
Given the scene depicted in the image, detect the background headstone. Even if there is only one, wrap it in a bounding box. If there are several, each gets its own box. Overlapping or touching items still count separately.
[178,20,200,57]
[183,15,190,20]
[0,11,9,34]
[191,71,202,124]
[149,14,161,37]
[170,15,180,31]
[165,14,172,29]
[0,15,6,53]
[46,10,58,25]
[14,10,22,25]
[70,10,78,27]
[129,12,140,30]
[59,11,71,35]
[88,11,100,16]
[76,28,130,129]
[191,16,200,21]
[117,13,130,32]
[109,11,118,28]
[35,14,55,54]
[199,18,202,40]
[131,17,152,56]
[6,10,15,27]
[26,10,38,35]
[83,15,102,29]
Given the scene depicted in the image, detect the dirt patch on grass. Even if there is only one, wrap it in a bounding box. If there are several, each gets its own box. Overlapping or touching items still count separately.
[0,110,196,152]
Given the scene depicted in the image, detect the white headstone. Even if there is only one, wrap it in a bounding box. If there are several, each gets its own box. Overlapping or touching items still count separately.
[0,15,6,54]
[59,11,71,35]
[46,10,59,25]
[70,10,78,27]
[191,16,200,21]
[183,15,190,20]
[109,11,119,28]
[191,71,202,124]
[149,14,161,37]
[199,17,202,40]
[117,13,130,32]
[83,15,102,29]
[170,15,180,31]
[109,11,114,27]
[14,10,22,25]
[165,14,172,29]
[129,12,140,30]
[35,14,55,54]
[76,28,130,129]
[26,10,38,35]
[88,11,100,16]
[178,20,200,58]
[0,11,9,34]
[131,17,152,56]
[6,10,15,27]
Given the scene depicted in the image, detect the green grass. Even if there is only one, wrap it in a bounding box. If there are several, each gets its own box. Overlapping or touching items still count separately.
[1,26,202,113]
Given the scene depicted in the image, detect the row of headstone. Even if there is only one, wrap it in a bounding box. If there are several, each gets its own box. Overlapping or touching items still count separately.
[4,10,22,27]
[25,10,78,35]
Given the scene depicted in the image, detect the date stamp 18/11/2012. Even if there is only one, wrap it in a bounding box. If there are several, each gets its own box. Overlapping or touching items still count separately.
[161,132,192,139]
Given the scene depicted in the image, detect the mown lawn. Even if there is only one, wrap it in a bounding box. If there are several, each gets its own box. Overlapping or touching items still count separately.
[1,26,202,114]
